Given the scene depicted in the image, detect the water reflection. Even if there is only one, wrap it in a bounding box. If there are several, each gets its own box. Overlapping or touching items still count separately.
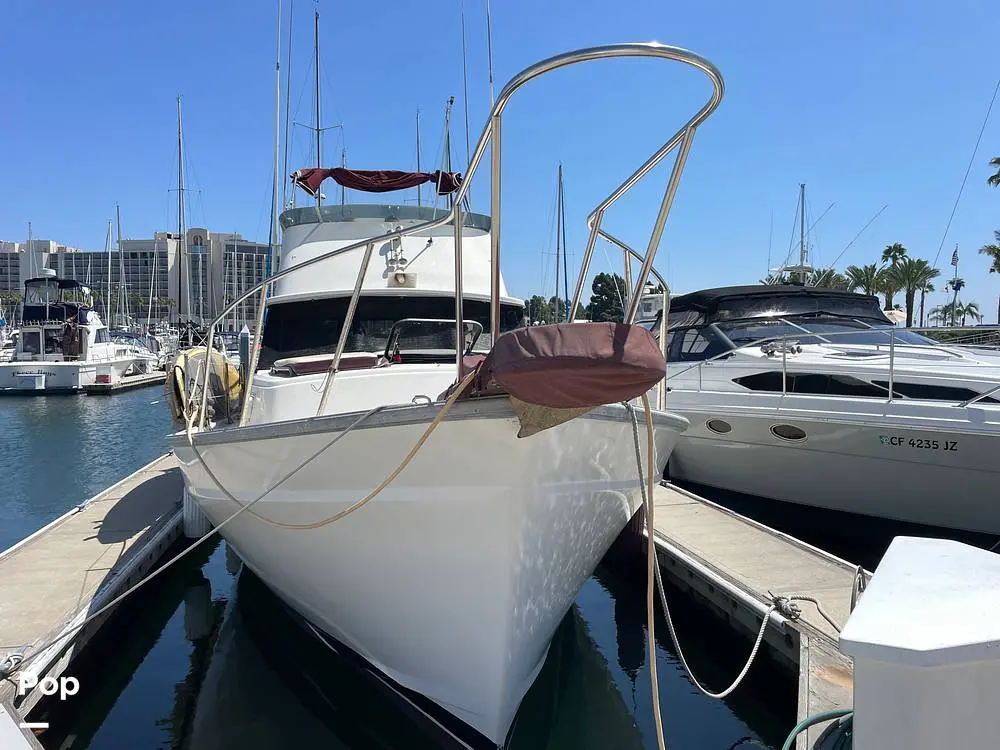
[37,547,789,750]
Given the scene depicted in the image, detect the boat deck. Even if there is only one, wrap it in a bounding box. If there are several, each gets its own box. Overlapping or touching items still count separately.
[0,454,183,715]
[650,483,860,748]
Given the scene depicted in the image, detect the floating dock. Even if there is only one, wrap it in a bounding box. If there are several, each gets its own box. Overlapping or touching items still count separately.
[0,451,863,748]
[84,370,167,394]
[648,482,864,749]
[0,454,183,727]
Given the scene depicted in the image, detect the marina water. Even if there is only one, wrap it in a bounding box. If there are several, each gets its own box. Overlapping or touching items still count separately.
[1,392,793,749]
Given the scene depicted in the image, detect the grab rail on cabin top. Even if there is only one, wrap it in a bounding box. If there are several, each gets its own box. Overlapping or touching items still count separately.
[196,43,724,429]
[663,323,1000,407]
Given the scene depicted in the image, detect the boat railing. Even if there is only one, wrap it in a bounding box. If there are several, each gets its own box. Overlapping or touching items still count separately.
[667,324,1000,407]
[196,42,724,429]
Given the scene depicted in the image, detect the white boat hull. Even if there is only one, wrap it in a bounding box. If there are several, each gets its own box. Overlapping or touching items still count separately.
[668,403,1000,533]
[0,358,133,392]
[170,397,685,745]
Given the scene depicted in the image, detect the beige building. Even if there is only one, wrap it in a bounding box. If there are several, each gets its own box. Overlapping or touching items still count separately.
[2,230,271,329]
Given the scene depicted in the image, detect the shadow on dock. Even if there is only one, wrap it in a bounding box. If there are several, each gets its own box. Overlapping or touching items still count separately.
[95,469,183,544]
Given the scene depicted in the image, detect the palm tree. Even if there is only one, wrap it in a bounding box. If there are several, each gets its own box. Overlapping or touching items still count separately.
[929,303,955,326]
[989,157,1000,188]
[919,281,935,327]
[979,231,1000,273]
[808,268,849,290]
[845,263,884,296]
[879,243,908,308]
[959,301,983,326]
[979,230,1000,325]
[887,258,939,327]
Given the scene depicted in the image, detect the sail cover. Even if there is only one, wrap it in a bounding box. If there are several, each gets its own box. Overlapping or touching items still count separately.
[291,167,462,197]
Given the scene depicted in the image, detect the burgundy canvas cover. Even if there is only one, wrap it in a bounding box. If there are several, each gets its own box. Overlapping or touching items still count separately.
[291,168,462,197]
[468,322,666,409]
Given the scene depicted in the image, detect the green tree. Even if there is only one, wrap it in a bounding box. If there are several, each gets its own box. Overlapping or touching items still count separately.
[988,157,1000,188]
[919,280,935,327]
[879,243,908,309]
[845,263,884,296]
[525,295,551,324]
[958,300,983,326]
[588,273,626,322]
[886,258,939,327]
[808,268,849,290]
[978,230,1000,273]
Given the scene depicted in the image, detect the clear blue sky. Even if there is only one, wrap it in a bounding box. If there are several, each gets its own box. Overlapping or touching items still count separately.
[3,1,999,319]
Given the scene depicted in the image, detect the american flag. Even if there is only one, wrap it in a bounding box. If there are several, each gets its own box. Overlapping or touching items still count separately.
[951,246,959,267]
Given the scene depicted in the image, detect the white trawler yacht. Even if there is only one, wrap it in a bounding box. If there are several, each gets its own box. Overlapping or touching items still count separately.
[167,43,722,748]
[658,284,1000,533]
[0,270,134,392]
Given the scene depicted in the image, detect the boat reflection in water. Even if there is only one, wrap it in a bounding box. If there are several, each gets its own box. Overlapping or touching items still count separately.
[183,566,646,750]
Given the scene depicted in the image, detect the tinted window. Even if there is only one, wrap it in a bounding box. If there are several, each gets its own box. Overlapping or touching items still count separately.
[870,380,999,403]
[260,296,525,369]
[674,328,729,362]
[21,331,41,355]
[44,328,62,354]
[734,372,891,398]
[95,328,110,343]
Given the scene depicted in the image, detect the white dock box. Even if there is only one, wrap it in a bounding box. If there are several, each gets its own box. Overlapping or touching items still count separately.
[840,536,1000,750]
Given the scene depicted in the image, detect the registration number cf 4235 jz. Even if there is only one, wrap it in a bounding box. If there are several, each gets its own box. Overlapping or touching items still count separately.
[879,435,959,452]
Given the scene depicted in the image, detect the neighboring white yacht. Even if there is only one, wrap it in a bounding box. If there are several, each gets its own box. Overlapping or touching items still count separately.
[167,43,722,749]
[658,284,1000,533]
[0,271,134,392]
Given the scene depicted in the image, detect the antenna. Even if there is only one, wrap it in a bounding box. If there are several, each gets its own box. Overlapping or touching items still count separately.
[313,9,322,209]
[416,109,422,208]
[281,0,294,209]
[460,0,473,188]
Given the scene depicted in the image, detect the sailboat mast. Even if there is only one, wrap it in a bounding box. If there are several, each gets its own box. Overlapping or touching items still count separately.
[270,0,282,271]
[116,203,126,326]
[798,182,806,284]
[177,96,187,326]
[105,220,112,322]
[560,167,569,320]
[314,10,322,209]
[554,166,560,322]
[443,97,455,209]
[281,0,294,210]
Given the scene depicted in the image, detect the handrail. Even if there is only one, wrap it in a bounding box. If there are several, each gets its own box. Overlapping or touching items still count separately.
[196,42,725,428]
[663,323,1000,408]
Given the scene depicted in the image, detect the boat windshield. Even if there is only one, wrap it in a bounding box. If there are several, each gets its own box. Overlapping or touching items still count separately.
[716,316,938,347]
[259,295,525,368]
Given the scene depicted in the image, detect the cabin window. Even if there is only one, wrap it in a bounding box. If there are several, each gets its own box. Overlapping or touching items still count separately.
[870,380,1000,404]
[44,328,62,354]
[259,296,525,369]
[21,331,41,355]
[733,372,891,398]
[672,327,729,362]
[95,328,110,344]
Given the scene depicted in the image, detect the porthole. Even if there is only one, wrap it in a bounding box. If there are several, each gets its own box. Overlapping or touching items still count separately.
[771,424,806,441]
[706,419,732,435]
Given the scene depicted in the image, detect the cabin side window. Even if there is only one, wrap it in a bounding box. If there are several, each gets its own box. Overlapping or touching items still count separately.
[94,328,110,344]
[21,331,41,355]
